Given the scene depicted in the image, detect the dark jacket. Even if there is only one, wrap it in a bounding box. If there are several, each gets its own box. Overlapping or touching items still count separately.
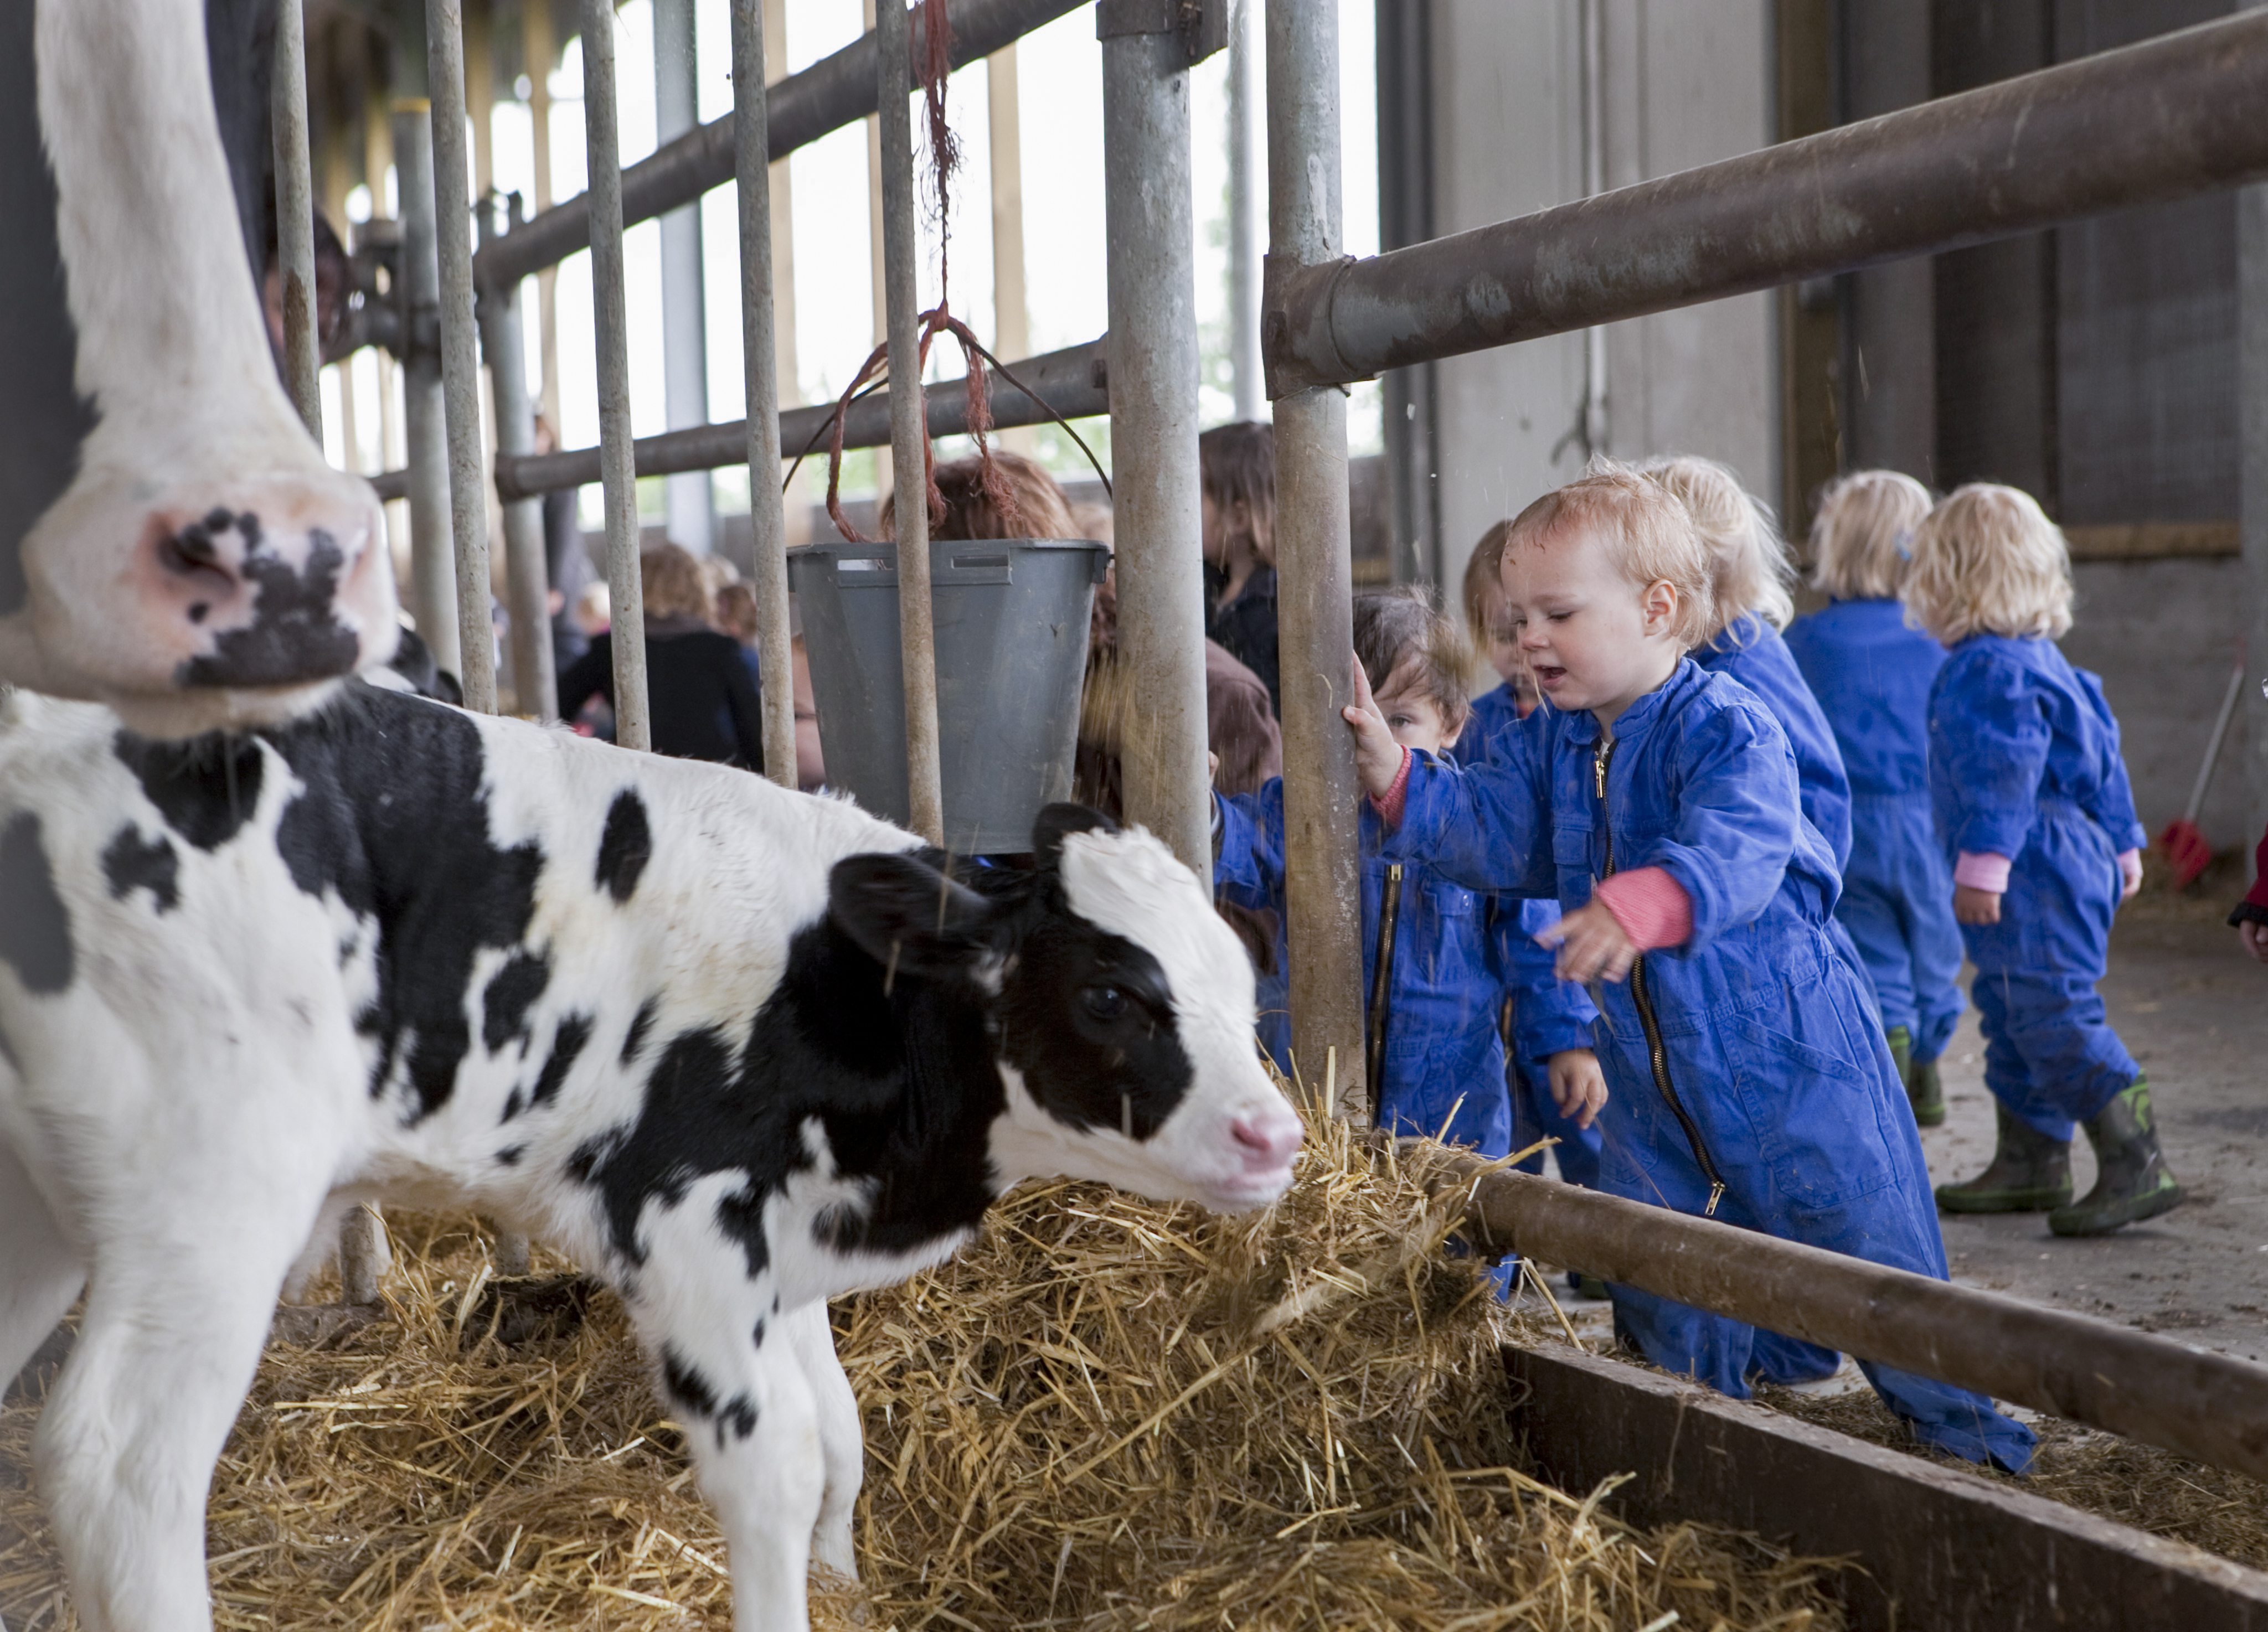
[1205,562,1280,717]
[558,614,766,768]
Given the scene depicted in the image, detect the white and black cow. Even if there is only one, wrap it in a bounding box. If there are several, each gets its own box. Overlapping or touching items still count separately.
[0,0,396,736]
[0,683,1302,1632]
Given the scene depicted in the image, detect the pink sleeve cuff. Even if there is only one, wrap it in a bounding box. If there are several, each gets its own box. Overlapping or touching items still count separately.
[1955,851,2012,892]
[1368,744,1413,827]
[1592,866,1693,952]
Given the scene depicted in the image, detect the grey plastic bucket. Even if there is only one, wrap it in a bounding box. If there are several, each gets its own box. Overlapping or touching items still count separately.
[787,537,1109,853]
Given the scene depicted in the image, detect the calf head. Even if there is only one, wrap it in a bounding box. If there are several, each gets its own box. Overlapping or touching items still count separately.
[829,806,1302,1213]
[0,0,396,735]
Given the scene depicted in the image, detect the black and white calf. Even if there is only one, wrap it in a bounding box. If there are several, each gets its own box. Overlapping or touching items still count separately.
[0,684,1301,1632]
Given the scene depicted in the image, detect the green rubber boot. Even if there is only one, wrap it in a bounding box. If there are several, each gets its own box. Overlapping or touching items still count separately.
[1908,1055,1946,1128]
[1935,1101,2072,1213]
[2049,1080,2185,1237]
[1886,1025,1913,1089]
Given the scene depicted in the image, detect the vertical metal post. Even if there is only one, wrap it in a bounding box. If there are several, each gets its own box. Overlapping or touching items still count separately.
[429,0,497,715]
[1102,11,1211,875]
[396,100,462,679]
[1578,0,1609,457]
[864,0,893,503]
[1265,0,1366,1113]
[654,0,715,555]
[585,0,651,752]
[733,0,796,789]
[272,0,322,436]
[988,43,1034,455]
[480,198,559,721]
[525,0,562,431]
[2241,42,2268,855]
[1226,0,1262,423]
[877,0,944,844]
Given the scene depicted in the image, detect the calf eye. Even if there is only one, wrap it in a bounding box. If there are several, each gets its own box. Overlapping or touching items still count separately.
[1083,985,1127,1021]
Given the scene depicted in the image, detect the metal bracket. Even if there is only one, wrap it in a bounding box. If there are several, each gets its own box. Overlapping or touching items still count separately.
[1096,0,1228,66]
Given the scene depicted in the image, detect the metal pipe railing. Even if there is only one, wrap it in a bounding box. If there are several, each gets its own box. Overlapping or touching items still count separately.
[1264,11,2268,396]
[394,100,461,680]
[477,197,559,721]
[1101,16,1210,876]
[1411,1143,2268,1486]
[732,0,795,789]
[1265,0,1368,1118]
[583,0,650,752]
[270,0,321,436]
[429,0,497,715]
[875,0,944,845]
[474,0,1085,294]
[484,338,1108,502]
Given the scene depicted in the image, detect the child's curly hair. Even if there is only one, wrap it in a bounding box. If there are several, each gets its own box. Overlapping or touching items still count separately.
[1903,483,2074,643]
[1809,469,1932,601]
[1353,586,1472,737]
[1639,454,1793,643]
[1502,460,1716,650]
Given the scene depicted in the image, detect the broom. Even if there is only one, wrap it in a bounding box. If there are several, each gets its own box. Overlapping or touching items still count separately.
[2159,651,2246,891]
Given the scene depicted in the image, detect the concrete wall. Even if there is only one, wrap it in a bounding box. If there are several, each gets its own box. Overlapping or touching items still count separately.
[1427,0,1779,593]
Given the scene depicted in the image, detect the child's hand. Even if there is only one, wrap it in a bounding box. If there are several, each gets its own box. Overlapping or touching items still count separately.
[2118,850,2143,899]
[1536,901,1637,984]
[1953,884,2002,925]
[1546,1049,1607,1129]
[2241,921,2268,964]
[1342,655,1407,799]
[1207,750,1221,786]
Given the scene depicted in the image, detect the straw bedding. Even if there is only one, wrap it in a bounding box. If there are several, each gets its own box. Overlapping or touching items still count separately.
[2,1096,1852,1630]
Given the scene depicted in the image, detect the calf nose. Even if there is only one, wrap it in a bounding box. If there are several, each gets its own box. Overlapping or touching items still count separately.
[1231,1109,1302,1169]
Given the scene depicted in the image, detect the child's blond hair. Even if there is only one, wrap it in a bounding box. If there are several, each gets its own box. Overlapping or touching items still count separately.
[1808,469,1932,601]
[1903,483,2074,643]
[1353,585,1472,735]
[1460,519,1516,650]
[1639,455,1793,642]
[1502,460,1715,649]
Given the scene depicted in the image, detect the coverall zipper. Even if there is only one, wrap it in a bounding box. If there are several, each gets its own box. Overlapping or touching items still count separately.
[1595,737,1728,1216]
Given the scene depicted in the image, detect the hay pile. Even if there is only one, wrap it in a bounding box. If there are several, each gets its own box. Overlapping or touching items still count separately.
[3,1098,1851,1630]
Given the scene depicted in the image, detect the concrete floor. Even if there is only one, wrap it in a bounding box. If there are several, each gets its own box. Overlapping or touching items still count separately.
[1530,879,2268,1373]
[1929,884,2268,1364]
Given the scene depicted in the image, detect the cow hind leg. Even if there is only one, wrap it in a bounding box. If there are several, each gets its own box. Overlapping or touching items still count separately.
[37,1189,327,1632]
[782,1301,863,1582]
[0,1142,85,1387]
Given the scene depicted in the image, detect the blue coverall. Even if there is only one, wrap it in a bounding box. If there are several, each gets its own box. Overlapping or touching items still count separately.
[1930,636,2147,1141]
[1383,659,2035,1471]
[1215,782,1513,1157]
[1470,681,1603,1185]
[1697,614,1853,871]
[1786,599,1966,1063]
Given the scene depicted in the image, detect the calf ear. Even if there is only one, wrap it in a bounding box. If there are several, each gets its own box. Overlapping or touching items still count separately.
[829,851,1002,979]
[1033,803,1118,869]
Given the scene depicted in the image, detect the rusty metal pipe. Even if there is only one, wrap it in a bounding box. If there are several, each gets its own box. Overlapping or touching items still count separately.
[1266,12,2268,395]
[270,0,321,436]
[475,0,1085,293]
[1411,1145,2268,1485]
[487,338,1108,502]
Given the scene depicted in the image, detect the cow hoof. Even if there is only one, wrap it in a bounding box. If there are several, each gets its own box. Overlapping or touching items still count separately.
[465,1273,597,1349]
[269,1301,386,1351]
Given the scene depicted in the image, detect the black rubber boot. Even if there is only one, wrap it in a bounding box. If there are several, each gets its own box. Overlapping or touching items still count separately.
[1908,1055,1946,1129]
[2049,1080,2185,1237]
[1935,1101,2071,1213]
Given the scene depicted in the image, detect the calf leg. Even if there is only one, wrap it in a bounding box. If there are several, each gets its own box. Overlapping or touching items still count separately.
[0,1143,85,1386]
[37,1186,327,1632]
[782,1301,863,1581]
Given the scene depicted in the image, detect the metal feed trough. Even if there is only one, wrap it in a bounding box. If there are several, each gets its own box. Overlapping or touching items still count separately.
[295,2,2268,1624]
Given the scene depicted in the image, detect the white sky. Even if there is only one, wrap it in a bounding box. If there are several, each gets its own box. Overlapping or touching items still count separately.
[338,1,1380,506]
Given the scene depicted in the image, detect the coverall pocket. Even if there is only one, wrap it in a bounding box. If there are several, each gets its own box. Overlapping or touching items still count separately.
[1723,1009,1900,1210]
[1551,825,1596,902]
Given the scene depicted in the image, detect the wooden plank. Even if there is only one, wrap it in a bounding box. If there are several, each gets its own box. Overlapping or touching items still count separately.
[2065,520,2239,560]
[1505,1342,2268,1632]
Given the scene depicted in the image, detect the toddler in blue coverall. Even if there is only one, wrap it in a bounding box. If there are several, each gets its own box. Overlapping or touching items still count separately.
[1785,472,1965,1127]
[1904,484,2181,1237]
[1344,463,2034,1471]
[1463,526,1605,1186]
[1215,588,1608,1202]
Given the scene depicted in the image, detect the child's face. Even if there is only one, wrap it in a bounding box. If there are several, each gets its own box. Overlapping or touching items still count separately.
[1373,667,1462,756]
[1477,580,1524,688]
[1501,525,1684,728]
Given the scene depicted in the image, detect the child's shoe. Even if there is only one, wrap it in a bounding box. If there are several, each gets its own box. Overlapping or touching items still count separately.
[1907,1055,1945,1128]
[1885,1025,1913,1088]
[1935,1102,2071,1213]
[2049,1079,2185,1237]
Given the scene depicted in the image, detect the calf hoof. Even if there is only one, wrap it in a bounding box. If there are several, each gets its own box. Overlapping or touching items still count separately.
[465,1273,596,1348]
